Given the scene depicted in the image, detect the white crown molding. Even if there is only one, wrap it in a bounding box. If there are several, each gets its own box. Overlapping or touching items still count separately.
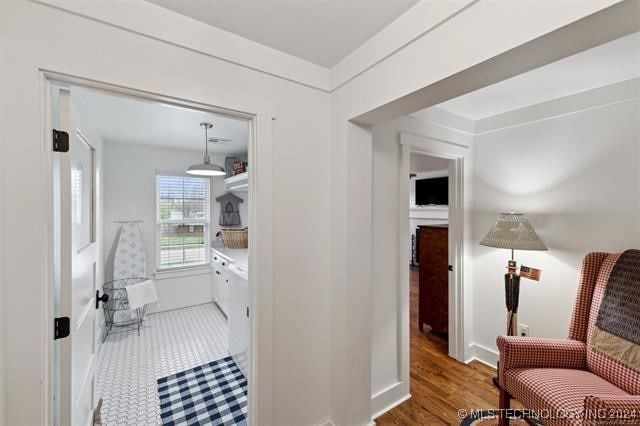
[31,0,332,92]
[27,0,623,100]
[330,0,475,91]
[411,107,475,135]
[417,79,640,135]
[474,78,640,134]
[30,0,475,93]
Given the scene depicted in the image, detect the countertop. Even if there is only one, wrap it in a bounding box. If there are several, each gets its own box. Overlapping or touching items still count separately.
[211,244,248,272]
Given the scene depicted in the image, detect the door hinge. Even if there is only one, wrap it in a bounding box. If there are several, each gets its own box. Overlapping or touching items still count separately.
[52,129,69,152]
[54,316,71,340]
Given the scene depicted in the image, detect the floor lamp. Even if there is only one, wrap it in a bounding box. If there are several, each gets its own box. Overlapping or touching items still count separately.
[479,212,547,385]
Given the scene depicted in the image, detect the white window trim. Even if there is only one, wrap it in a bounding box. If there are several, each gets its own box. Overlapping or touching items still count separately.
[153,264,213,281]
[155,171,211,272]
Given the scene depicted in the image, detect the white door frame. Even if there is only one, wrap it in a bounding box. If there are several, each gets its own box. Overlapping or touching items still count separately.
[399,132,468,364]
[42,71,273,426]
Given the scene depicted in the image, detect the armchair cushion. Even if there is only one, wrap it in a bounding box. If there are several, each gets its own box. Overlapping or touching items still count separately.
[497,336,586,386]
[504,368,628,426]
[585,254,640,395]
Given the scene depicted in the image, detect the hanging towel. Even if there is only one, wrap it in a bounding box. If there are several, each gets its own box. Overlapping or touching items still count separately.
[125,279,159,310]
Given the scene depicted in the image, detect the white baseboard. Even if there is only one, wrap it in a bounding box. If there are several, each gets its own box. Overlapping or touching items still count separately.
[368,345,497,423]
[317,418,377,426]
[371,381,411,420]
[316,419,374,426]
[468,343,499,368]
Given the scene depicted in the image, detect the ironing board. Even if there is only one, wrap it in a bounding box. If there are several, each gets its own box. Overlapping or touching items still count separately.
[114,222,149,280]
[107,222,150,328]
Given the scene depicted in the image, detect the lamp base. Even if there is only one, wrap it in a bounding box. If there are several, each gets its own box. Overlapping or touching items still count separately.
[494,274,521,389]
[505,272,521,335]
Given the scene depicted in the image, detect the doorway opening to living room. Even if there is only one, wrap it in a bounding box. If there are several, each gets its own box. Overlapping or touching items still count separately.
[409,151,451,352]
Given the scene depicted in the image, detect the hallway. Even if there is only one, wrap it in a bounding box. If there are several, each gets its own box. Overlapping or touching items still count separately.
[376,268,499,425]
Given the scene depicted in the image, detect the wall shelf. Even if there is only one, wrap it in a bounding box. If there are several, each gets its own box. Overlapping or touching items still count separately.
[224,172,248,191]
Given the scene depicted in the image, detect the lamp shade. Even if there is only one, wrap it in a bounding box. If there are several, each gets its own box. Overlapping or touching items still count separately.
[187,122,226,176]
[479,212,548,251]
[186,156,226,176]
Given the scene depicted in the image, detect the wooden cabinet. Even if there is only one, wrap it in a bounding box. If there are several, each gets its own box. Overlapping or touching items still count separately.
[417,225,449,334]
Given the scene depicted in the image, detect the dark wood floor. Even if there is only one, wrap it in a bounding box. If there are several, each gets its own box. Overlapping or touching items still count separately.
[376,267,502,425]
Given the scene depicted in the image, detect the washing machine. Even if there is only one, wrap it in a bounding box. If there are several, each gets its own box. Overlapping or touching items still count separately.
[227,263,249,378]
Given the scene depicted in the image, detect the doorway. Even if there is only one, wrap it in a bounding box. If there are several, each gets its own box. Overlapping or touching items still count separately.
[399,133,468,365]
[48,76,262,425]
[408,152,451,354]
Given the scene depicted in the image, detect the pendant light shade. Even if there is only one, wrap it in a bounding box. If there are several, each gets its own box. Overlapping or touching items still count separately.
[186,161,225,176]
[186,122,226,176]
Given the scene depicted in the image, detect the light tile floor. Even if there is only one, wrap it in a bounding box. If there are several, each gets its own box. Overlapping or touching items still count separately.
[96,303,228,425]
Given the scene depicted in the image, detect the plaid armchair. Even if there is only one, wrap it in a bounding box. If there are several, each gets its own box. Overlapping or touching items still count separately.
[497,252,640,426]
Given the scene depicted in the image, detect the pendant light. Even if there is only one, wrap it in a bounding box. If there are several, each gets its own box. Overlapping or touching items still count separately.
[186,122,226,176]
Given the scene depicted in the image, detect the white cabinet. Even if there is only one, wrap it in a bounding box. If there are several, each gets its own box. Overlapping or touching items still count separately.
[211,247,249,375]
[212,251,230,316]
[227,264,249,377]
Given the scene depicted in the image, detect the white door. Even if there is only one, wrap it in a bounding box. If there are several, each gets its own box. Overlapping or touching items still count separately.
[53,88,99,426]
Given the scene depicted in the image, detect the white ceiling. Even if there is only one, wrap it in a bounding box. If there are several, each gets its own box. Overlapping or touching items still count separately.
[410,152,449,174]
[73,88,249,154]
[433,32,640,120]
[146,0,419,67]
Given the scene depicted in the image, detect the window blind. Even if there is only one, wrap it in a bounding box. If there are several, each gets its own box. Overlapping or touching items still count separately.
[156,174,210,269]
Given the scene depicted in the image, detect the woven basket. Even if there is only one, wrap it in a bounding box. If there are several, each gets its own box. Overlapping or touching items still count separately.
[221,228,248,248]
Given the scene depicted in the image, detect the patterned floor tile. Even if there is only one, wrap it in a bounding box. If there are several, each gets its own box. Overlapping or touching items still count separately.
[96,303,228,425]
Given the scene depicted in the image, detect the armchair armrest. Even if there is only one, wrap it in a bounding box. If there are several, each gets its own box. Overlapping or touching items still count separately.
[584,395,640,425]
[496,336,586,387]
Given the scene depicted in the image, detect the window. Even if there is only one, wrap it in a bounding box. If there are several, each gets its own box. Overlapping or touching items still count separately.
[156,173,210,270]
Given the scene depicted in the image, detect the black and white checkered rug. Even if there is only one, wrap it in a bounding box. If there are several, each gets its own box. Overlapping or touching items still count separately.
[157,356,247,425]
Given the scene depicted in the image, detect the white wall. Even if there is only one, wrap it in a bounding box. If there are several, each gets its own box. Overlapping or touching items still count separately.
[102,142,236,312]
[0,0,622,424]
[471,96,640,364]
[368,80,640,418]
[0,2,331,424]
[331,1,618,422]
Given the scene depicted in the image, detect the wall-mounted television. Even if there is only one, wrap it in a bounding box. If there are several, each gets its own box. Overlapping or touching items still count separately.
[415,177,448,206]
